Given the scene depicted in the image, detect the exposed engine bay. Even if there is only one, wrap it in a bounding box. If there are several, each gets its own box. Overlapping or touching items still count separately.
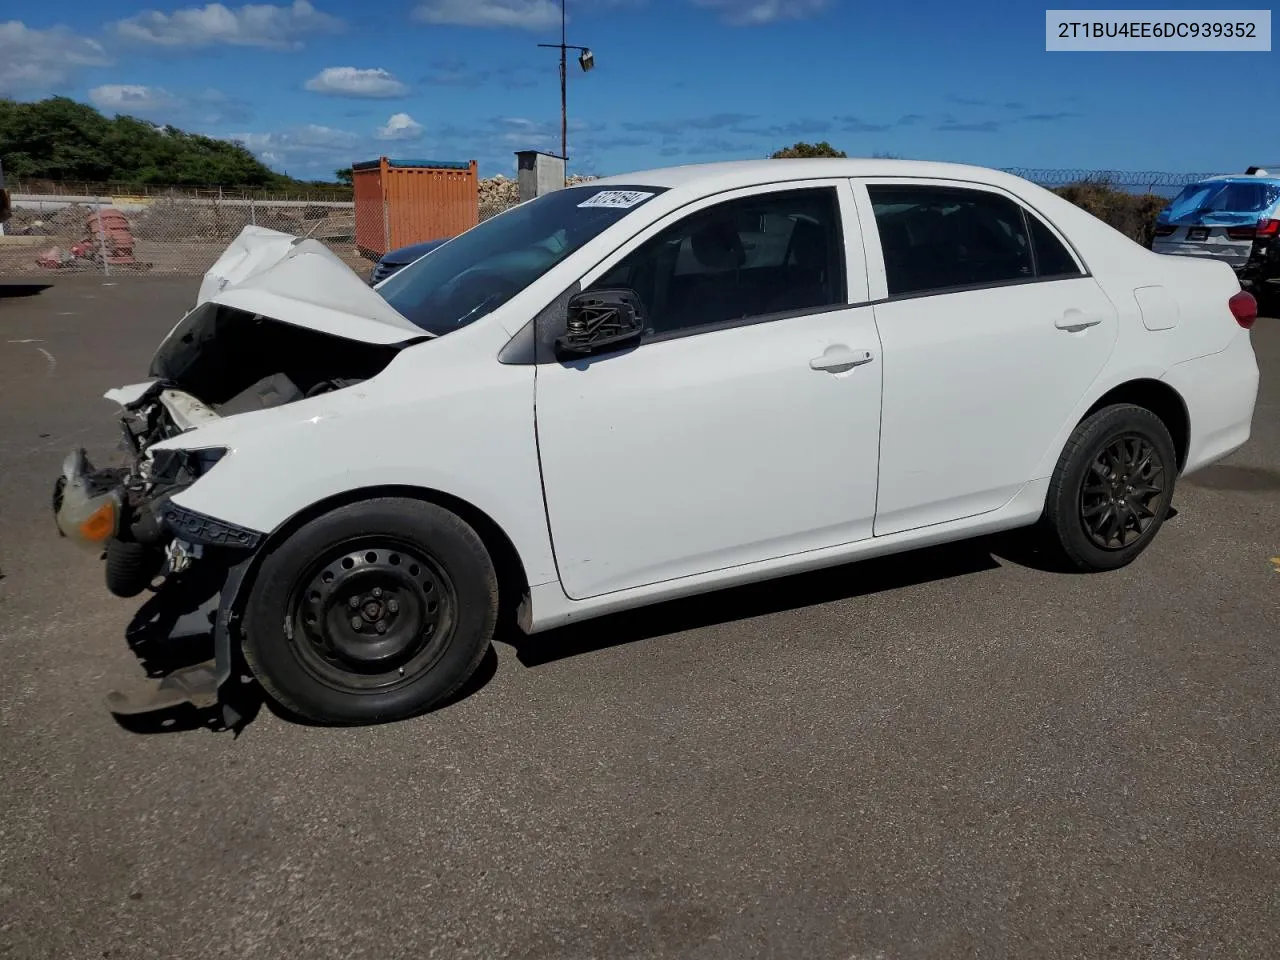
[47,224,434,726]
[148,302,408,413]
[54,302,413,600]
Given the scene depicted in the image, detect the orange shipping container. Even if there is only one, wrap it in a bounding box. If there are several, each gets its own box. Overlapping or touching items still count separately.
[353,157,479,258]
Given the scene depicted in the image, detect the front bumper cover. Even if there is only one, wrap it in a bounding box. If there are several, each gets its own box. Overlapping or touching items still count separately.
[53,448,267,729]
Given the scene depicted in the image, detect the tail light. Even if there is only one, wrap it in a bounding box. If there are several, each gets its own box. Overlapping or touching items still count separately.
[1152,224,1176,237]
[1229,290,1258,330]
[1227,218,1280,241]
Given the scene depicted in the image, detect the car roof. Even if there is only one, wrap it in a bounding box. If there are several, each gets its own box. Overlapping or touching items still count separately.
[1189,173,1280,186]
[584,158,1035,193]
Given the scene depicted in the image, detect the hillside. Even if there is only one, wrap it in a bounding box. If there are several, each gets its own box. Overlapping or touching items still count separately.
[0,96,305,189]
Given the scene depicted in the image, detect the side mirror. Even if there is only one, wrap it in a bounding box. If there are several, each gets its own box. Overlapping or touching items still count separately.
[555,288,647,358]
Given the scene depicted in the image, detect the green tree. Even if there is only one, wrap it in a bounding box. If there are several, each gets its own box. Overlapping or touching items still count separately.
[0,96,311,188]
[335,167,353,185]
[770,141,848,159]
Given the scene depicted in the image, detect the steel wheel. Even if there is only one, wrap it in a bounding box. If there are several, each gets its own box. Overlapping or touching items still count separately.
[287,539,457,692]
[1079,433,1168,551]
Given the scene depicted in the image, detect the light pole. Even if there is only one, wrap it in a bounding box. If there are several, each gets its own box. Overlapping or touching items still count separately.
[537,0,593,186]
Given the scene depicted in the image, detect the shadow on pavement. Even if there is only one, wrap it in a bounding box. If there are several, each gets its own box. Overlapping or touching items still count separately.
[512,539,1006,668]
[111,512,1184,731]
[1183,464,1280,492]
[0,283,52,299]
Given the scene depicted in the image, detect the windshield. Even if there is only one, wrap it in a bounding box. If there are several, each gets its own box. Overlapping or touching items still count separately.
[376,184,667,336]
[1164,180,1280,220]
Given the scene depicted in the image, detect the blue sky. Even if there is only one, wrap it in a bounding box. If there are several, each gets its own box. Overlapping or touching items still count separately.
[2,0,1276,181]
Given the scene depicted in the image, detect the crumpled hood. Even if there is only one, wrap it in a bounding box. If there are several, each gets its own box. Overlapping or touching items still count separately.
[184,225,425,346]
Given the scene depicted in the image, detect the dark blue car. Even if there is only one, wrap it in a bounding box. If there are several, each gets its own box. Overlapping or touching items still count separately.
[368,236,451,285]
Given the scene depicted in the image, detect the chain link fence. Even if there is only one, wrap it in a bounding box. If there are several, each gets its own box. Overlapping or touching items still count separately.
[0,168,1233,281]
[0,194,362,279]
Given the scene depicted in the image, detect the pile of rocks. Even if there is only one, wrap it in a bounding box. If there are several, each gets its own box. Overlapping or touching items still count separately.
[477,173,599,207]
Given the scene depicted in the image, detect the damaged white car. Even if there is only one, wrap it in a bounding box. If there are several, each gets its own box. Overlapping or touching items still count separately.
[53,160,1261,727]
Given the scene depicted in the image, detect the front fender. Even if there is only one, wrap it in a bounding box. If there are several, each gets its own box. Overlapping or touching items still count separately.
[160,354,557,590]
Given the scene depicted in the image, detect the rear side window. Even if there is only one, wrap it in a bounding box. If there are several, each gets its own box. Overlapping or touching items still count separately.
[868,184,1080,296]
[1027,213,1083,279]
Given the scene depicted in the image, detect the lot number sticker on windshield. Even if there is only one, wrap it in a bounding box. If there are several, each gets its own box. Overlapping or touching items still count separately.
[578,190,655,209]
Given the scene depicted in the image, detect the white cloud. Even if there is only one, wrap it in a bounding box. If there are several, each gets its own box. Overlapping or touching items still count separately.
[376,113,425,141]
[89,84,183,115]
[229,124,360,172]
[305,67,407,98]
[0,21,112,95]
[232,124,358,153]
[412,0,561,30]
[691,0,829,25]
[88,84,253,125]
[114,0,344,50]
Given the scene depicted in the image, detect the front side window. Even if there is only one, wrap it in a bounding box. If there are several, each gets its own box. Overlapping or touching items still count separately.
[590,186,847,338]
[377,184,666,336]
[869,184,1036,297]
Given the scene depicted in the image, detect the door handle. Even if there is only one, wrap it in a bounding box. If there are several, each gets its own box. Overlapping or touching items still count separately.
[810,345,874,373]
[1055,310,1102,332]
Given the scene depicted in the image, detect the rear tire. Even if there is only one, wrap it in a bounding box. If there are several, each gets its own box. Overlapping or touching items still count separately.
[242,497,498,725]
[1039,404,1177,572]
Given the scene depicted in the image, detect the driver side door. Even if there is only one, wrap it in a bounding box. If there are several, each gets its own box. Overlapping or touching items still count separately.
[533,180,885,600]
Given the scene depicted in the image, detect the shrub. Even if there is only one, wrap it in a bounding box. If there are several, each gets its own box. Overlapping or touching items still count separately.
[1051,179,1167,247]
[770,141,847,159]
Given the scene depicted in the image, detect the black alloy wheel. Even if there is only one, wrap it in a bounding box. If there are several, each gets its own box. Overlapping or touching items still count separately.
[1079,433,1168,551]
[1039,403,1177,572]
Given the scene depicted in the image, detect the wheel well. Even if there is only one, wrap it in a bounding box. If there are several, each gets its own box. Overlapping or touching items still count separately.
[235,485,531,631]
[1083,379,1190,471]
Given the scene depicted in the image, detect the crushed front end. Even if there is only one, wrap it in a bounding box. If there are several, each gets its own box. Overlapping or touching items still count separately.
[53,382,267,727]
[55,382,255,594]
[50,226,425,728]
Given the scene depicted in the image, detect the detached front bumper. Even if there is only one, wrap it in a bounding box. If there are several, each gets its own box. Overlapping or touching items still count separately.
[53,443,266,728]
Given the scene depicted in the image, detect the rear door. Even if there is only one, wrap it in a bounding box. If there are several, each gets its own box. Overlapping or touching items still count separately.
[852,177,1119,537]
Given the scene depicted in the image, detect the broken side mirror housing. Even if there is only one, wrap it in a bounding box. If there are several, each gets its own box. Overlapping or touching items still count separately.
[554,288,647,359]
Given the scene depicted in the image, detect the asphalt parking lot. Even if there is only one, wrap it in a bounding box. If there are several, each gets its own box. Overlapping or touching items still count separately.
[2,277,1278,960]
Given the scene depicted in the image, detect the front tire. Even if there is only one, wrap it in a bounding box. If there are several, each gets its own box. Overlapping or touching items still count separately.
[1040,404,1177,572]
[242,498,498,725]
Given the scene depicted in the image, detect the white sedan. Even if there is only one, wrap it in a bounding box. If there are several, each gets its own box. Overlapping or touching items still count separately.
[54,159,1261,726]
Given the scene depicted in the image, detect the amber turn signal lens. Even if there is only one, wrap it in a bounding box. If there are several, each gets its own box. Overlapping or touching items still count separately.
[78,500,117,542]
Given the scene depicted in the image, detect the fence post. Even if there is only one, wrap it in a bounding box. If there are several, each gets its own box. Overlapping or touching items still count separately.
[95,198,111,278]
[382,198,390,254]
[250,196,256,226]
